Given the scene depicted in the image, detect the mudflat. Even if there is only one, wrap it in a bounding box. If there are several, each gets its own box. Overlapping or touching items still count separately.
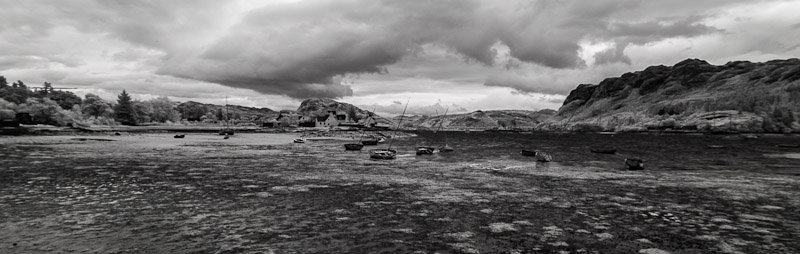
[1,132,799,253]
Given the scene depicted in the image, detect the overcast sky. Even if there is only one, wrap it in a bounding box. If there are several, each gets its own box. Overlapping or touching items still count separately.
[2,0,799,115]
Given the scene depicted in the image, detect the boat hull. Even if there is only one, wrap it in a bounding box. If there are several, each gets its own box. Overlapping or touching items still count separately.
[624,159,645,170]
[416,147,435,155]
[370,149,397,159]
[344,143,364,150]
[590,148,617,154]
[362,140,379,146]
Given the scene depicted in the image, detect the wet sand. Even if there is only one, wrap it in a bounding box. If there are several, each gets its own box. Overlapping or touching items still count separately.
[1,133,799,253]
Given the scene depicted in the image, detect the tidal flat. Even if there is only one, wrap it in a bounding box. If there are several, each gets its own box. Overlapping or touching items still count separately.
[1,132,799,253]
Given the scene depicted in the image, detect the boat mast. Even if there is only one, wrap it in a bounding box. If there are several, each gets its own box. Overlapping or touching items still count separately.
[225,96,229,128]
[358,107,376,143]
[387,99,410,150]
[436,108,449,145]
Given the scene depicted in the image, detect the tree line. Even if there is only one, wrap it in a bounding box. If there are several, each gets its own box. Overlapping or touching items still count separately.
[0,75,242,126]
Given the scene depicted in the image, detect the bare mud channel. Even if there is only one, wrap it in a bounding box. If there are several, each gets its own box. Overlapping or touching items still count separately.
[1,133,799,253]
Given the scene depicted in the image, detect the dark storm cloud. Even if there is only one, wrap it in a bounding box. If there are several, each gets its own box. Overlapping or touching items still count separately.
[0,0,779,99]
[484,75,576,96]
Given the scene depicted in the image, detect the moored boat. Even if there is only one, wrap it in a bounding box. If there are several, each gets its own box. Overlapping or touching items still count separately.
[439,145,454,153]
[345,143,364,150]
[361,139,379,145]
[416,146,435,155]
[369,99,409,160]
[293,138,305,143]
[624,158,645,170]
[590,148,617,154]
[521,149,552,162]
[370,149,397,159]
[174,134,185,139]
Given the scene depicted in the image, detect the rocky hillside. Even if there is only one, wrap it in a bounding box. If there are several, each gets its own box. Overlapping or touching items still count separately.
[177,101,277,123]
[551,58,800,133]
[398,109,556,130]
[296,98,393,125]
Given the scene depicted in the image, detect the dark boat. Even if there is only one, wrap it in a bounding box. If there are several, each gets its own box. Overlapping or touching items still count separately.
[346,108,376,151]
[416,146,435,155]
[293,138,305,143]
[223,134,230,140]
[174,134,185,139]
[440,145,454,152]
[370,149,397,159]
[435,108,454,153]
[520,149,537,156]
[624,159,645,170]
[345,143,365,150]
[777,144,800,148]
[521,150,552,162]
[590,148,617,154]
[218,96,235,136]
[361,139,379,146]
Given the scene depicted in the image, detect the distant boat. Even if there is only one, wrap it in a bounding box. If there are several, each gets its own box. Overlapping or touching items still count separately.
[521,149,552,162]
[590,148,617,154]
[219,96,235,136]
[436,108,454,153]
[370,99,409,160]
[345,143,364,150]
[777,144,800,148]
[223,134,230,140]
[345,108,376,151]
[416,146,435,155]
[361,138,379,146]
[706,145,726,149]
[370,149,397,159]
[174,134,185,139]
[293,138,305,143]
[624,159,645,170]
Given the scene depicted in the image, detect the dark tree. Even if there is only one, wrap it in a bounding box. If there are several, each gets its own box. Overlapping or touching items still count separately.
[46,90,82,110]
[12,80,26,89]
[347,106,361,122]
[114,90,138,125]
[0,76,7,88]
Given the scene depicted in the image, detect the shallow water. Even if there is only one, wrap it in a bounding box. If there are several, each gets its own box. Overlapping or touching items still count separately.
[1,132,799,253]
[391,131,800,174]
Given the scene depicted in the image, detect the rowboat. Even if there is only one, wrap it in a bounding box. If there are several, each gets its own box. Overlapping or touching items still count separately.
[370,149,397,159]
[624,158,645,170]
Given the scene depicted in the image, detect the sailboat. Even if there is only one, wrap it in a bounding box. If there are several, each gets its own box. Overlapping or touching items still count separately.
[438,108,454,152]
[344,108,375,151]
[218,96,234,136]
[370,99,409,160]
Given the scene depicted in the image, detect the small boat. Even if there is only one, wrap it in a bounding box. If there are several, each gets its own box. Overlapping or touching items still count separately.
[114,132,121,136]
[223,134,230,140]
[416,146,435,155]
[174,134,185,139]
[439,145,454,153]
[361,139,379,146]
[218,96,235,136]
[706,145,726,149]
[624,159,645,170]
[776,144,800,148]
[293,138,305,143]
[377,137,386,143]
[521,150,552,162]
[520,149,537,156]
[370,149,397,159]
[590,148,617,154]
[369,99,408,160]
[345,143,365,150]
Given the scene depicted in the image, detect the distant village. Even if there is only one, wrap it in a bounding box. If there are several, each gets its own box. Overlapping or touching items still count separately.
[262,110,385,129]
